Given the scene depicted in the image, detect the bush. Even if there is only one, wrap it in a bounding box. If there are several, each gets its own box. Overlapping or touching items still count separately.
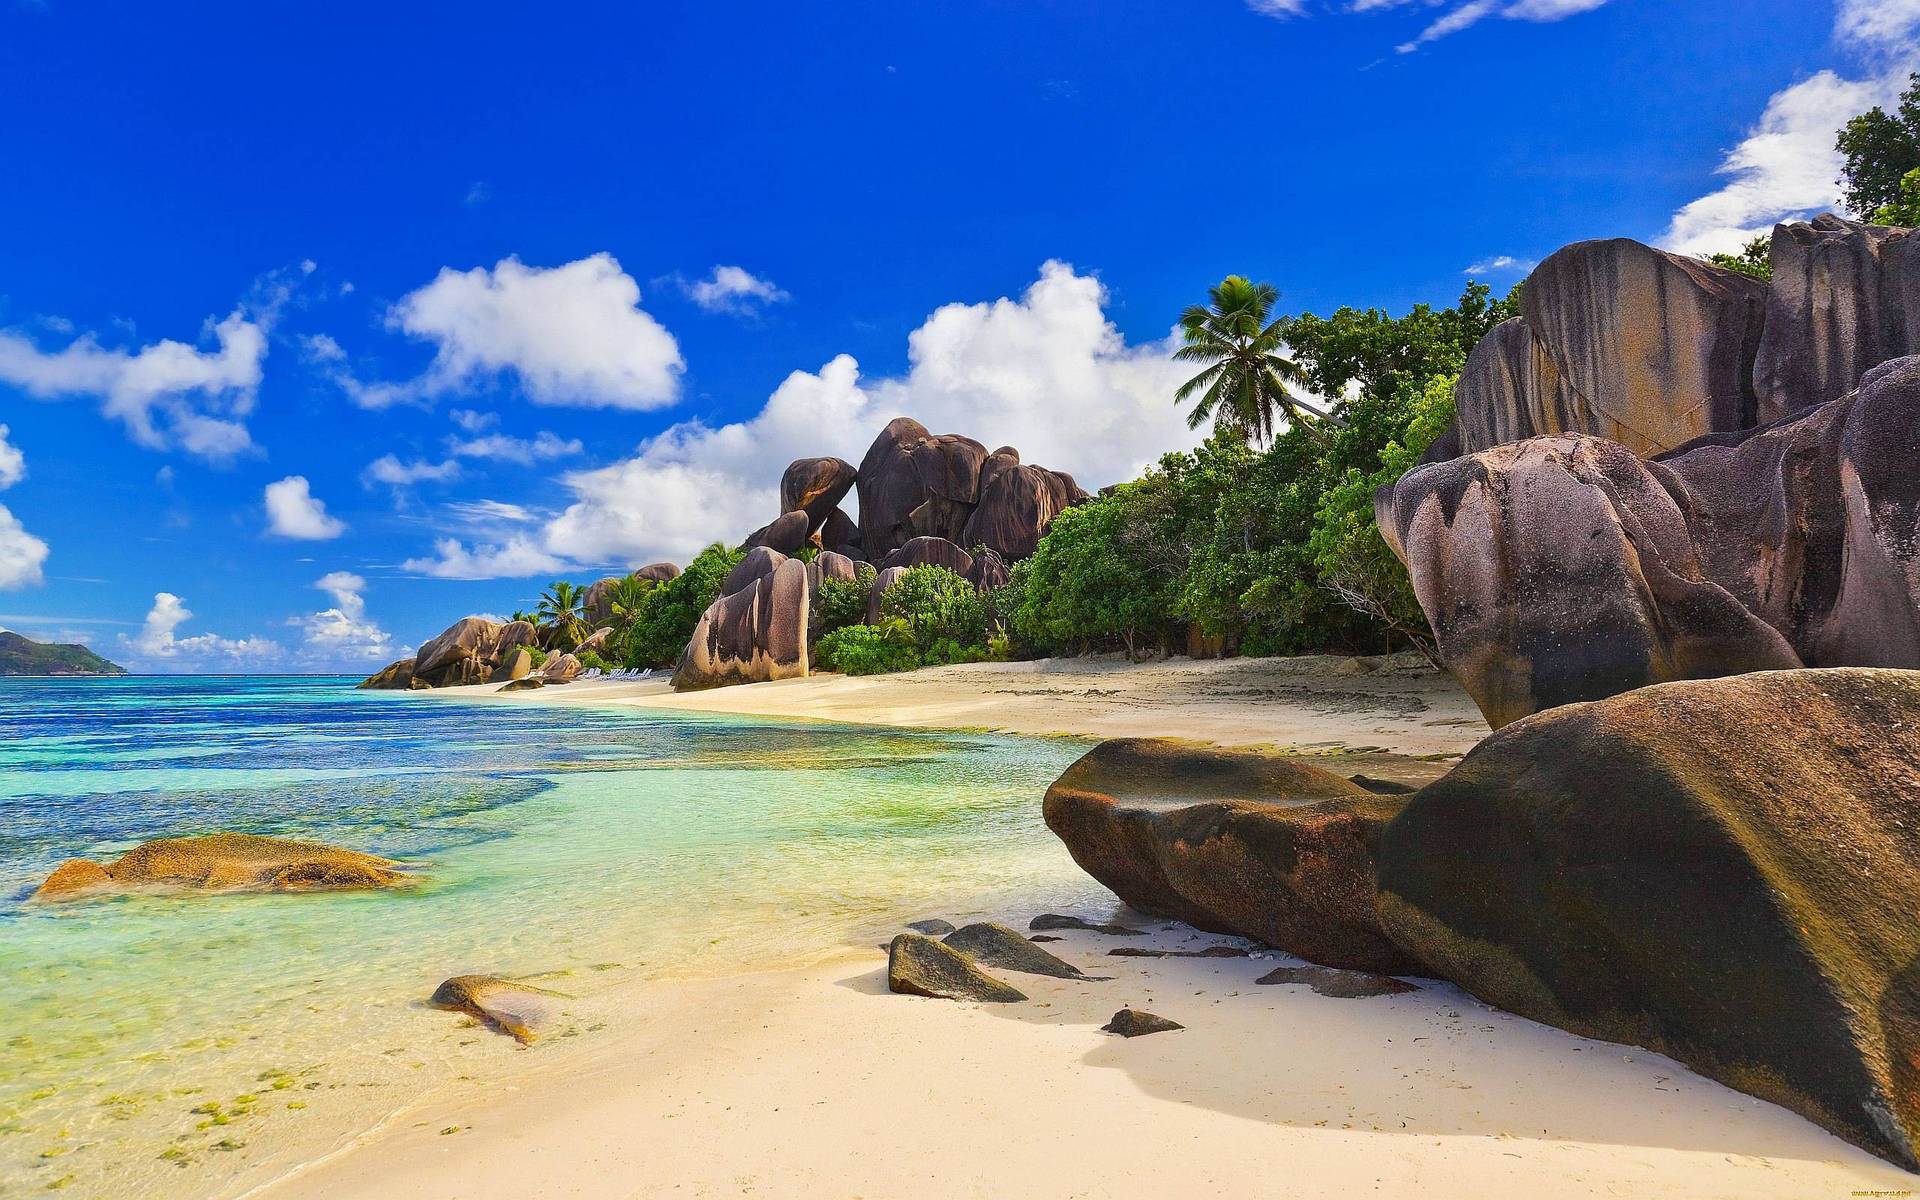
[622,543,746,668]
[814,564,875,640]
[880,566,989,653]
[575,650,612,673]
[816,623,924,675]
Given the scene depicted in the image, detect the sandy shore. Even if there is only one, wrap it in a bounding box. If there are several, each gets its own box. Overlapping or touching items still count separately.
[270,656,1920,1198]
[419,652,1492,760]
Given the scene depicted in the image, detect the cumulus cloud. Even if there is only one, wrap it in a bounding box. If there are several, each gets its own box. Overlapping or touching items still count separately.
[331,254,685,412]
[361,454,461,489]
[1465,254,1538,275]
[264,475,347,540]
[124,591,279,667]
[0,426,48,590]
[289,571,400,663]
[679,266,791,316]
[447,429,584,465]
[410,261,1195,576]
[0,425,25,491]
[1660,4,1920,257]
[0,309,265,460]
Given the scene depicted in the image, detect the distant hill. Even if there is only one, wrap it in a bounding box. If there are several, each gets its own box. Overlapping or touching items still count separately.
[0,630,126,676]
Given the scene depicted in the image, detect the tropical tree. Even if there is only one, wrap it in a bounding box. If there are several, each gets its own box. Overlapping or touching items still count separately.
[1174,276,1342,445]
[535,580,587,649]
[1837,72,1920,221]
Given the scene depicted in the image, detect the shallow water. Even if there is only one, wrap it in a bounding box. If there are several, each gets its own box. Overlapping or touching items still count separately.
[0,677,1100,1197]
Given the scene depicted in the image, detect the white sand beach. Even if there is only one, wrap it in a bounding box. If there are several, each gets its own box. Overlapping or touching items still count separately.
[240,656,1920,1198]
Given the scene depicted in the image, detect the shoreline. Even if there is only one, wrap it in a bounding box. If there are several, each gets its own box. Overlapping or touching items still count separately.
[243,655,1920,1197]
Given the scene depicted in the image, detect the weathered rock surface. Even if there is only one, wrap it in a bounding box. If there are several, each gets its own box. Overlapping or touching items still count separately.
[1377,668,1920,1169]
[1255,965,1416,997]
[905,918,956,936]
[404,617,539,689]
[960,458,1088,561]
[1043,739,1420,973]
[581,564,680,627]
[34,833,406,900]
[942,922,1089,979]
[502,647,533,681]
[780,457,858,532]
[1755,214,1920,424]
[743,510,812,555]
[1378,433,1800,728]
[857,418,989,558]
[886,932,1026,1003]
[674,556,809,690]
[721,546,789,598]
[1102,1008,1183,1037]
[818,507,863,559]
[541,652,583,682]
[865,565,907,625]
[967,546,1010,592]
[1028,913,1144,936]
[429,975,567,1043]
[358,657,417,690]
[1109,946,1249,959]
[805,551,858,592]
[878,535,974,576]
[497,677,544,692]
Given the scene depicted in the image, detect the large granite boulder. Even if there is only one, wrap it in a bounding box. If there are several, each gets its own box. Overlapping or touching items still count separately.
[967,546,1010,592]
[805,550,858,592]
[878,535,975,576]
[1377,668,1920,1169]
[1378,433,1799,728]
[674,556,810,690]
[742,510,812,555]
[1043,739,1421,973]
[409,617,538,689]
[581,563,679,627]
[1450,239,1768,457]
[887,932,1026,1003]
[856,417,988,558]
[779,457,858,533]
[960,454,1089,561]
[1755,214,1920,424]
[358,657,417,690]
[818,507,862,559]
[865,565,907,625]
[33,833,405,900]
[720,545,789,598]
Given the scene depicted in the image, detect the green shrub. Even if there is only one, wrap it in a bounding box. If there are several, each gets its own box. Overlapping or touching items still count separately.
[816,623,923,675]
[880,566,988,653]
[622,543,746,668]
[576,650,612,673]
[814,564,875,640]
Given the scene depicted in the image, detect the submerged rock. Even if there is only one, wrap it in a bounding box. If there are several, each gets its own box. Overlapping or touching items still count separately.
[33,833,406,900]
[1101,1008,1183,1037]
[942,922,1090,979]
[429,975,568,1044]
[1255,965,1416,998]
[886,933,1026,1003]
[497,677,544,692]
[1377,668,1920,1169]
[1043,739,1420,973]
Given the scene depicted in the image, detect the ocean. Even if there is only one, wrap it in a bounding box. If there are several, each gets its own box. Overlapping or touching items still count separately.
[0,676,1099,1197]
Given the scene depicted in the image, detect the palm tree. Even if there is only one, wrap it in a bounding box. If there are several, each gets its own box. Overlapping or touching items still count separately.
[1174,276,1344,444]
[535,581,586,650]
[606,576,653,631]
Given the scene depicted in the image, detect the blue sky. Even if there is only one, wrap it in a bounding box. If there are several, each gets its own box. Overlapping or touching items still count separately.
[0,0,1913,671]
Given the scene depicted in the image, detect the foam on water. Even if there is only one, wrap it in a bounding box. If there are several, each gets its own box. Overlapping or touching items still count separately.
[0,677,1101,1197]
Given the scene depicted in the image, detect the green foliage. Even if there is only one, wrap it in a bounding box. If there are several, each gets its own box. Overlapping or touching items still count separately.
[1175,276,1331,443]
[880,566,990,653]
[1707,235,1773,281]
[815,623,924,675]
[535,581,586,650]
[575,650,612,673]
[1008,491,1178,658]
[620,544,746,668]
[1838,72,1920,221]
[814,564,875,639]
[1873,166,1920,227]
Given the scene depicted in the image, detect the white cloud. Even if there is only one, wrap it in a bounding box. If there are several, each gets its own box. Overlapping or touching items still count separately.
[0,425,24,490]
[401,535,565,580]
[1836,0,1920,47]
[1382,0,1611,52]
[450,408,498,433]
[362,454,461,488]
[0,506,49,590]
[124,591,279,668]
[0,309,265,460]
[335,254,685,412]
[264,475,347,540]
[510,261,1194,571]
[289,571,399,663]
[447,430,584,464]
[680,266,791,316]
[1245,0,1307,15]
[1465,255,1537,275]
[444,499,538,525]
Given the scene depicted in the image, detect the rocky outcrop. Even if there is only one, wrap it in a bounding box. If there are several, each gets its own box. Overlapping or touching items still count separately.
[1255,965,1416,997]
[405,617,539,689]
[865,565,907,625]
[878,535,974,576]
[429,975,567,1044]
[742,510,812,555]
[1378,433,1800,728]
[721,546,789,597]
[1377,668,1920,1169]
[961,455,1089,561]
[1450,240,1767,457]
[582,563,680,626]
[502,647,533,681]
[541,652,583,682]
[780,457,858,533]
[1755,214,1920,424]
[1381,357,1920,727]
[967,546,1010,592]
[358,657,418,690]
[887,932,1027,1003]
[33,833,406,900]
[818,507,862,559]
[1043,739,1420,973]
[673,556,809,690]
[856,418,988,557]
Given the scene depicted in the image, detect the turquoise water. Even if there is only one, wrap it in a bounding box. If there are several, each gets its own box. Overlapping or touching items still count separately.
[0,677,1098,1197]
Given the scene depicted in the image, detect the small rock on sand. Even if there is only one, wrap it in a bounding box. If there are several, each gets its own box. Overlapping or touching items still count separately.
[429,975,569,1043]
[887,933,1026,1003]
[1102,1008,1183,1037]
[1029,913,1144,936]
[1108,946,1249,959]
[942,922,1092,979]
[1255,965,1417,998]
[905,919,956,936]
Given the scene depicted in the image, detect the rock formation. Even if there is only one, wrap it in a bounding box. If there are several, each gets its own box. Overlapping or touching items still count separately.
[886,932,1027,1003]
[582,563,679,626]
[780,457,858,532]
[33,833,406,900]
[961,454,1089,561]
[673,554,809,690]
[364,616,538,690]
[1376,668,1920,1169]
[429,975,567,1044]
[941,922,1089,979]
[1042,739,1421,973]
[878,535,975,576]
[857,418,988,557]
[742,509,812,555]
[1102,1008,1183,1037]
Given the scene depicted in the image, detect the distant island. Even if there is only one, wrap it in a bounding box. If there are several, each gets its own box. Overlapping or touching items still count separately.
[0,630,126,676]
